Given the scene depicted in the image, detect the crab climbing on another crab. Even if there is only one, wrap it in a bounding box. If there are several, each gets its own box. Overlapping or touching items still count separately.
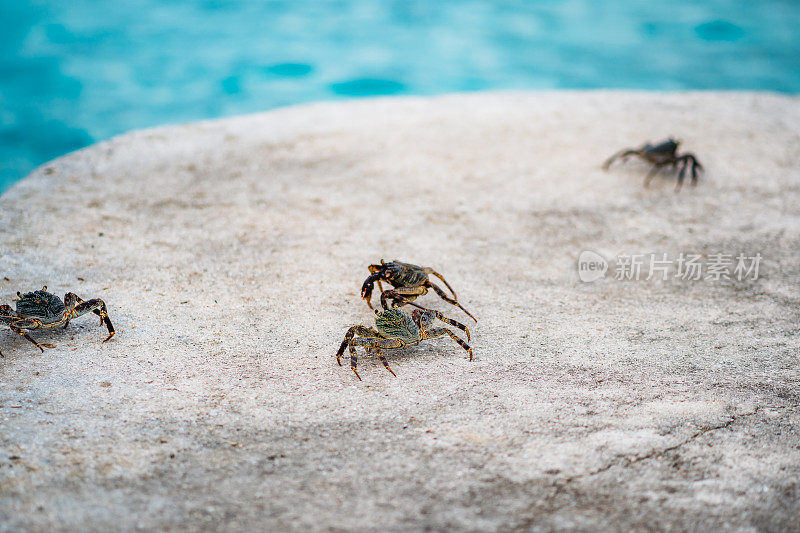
[360,259,476,322]
[337,306,472,380]
[0,286,115,357]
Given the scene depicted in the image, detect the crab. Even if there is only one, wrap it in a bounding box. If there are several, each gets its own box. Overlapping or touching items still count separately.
[336,306,472,380]
[360,259,476,322]
[603,138,703,191]
[0,286,115,357]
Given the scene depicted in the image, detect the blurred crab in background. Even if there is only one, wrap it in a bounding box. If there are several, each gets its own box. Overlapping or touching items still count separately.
[360,259,476,322]
[603,138,703,191]
[337,306,472,380]
[1,286,115,356]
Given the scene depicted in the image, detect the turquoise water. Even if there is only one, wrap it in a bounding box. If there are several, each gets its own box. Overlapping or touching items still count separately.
[2,1,799,193]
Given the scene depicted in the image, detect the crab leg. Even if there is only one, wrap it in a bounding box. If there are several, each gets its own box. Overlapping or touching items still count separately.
[10,324,46,353]
[602,149,640,170]
[423,268,459,300]
[348,343,361,381]
[384,283,476,322]
[420,328,473,361]
[351,337,405,377]
[336,325,385,379]
[685,155,703,184]
[676,159,689,191]
[351,336,404,350]
[365,345,396,377]
[431,310,471,342]
[336,325,379,365]
[643,165,662,188]
[427,283,477,322]
[343,333,405,380]
[376,350,396,377]
[674,155,702,191]
[380,285,427,310]
[69,295,115,342]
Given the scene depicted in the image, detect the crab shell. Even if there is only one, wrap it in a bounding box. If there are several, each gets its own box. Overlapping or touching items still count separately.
[15,290,67,325]
[382,261,429,287]
[375,308,419,341]
[644,139,679,155]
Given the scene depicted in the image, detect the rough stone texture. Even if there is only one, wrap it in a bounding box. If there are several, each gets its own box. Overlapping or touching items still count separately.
[1,92,799,531]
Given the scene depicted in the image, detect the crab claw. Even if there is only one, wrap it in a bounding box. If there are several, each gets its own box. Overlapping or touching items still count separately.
[361,272,382,308]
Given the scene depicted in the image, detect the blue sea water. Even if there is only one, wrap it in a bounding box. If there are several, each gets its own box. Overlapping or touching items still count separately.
[1,0,799,193]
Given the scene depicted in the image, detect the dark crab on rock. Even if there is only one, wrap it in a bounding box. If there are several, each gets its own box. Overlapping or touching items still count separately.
[603,138,703,191]
[0,286,115,357]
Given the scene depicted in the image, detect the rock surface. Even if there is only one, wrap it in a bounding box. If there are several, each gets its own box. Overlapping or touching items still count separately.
[1,92,799,531]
